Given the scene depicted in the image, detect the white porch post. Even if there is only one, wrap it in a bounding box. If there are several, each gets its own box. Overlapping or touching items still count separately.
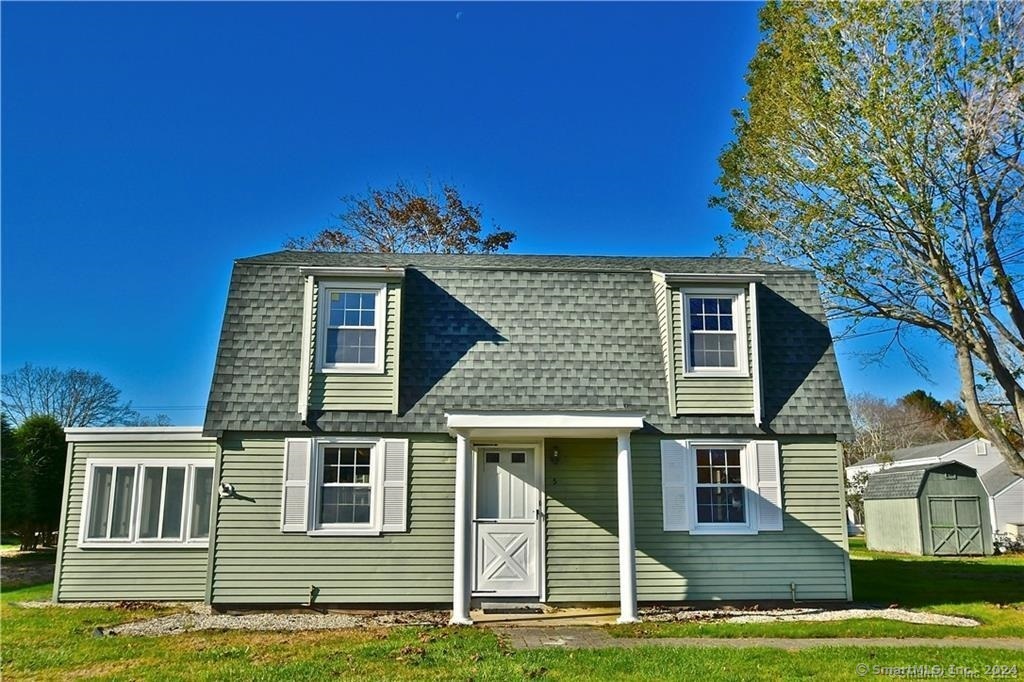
[451,431,473,625]
[616,431,639,623]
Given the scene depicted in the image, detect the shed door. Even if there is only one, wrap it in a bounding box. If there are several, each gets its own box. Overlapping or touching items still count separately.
[928,496,983,555]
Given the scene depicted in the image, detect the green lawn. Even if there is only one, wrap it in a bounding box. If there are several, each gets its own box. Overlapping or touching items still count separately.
[610,538,1024,640]
[2,541,1023,680]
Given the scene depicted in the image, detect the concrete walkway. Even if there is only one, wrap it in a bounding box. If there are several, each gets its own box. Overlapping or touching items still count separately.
[495,626,1024,651]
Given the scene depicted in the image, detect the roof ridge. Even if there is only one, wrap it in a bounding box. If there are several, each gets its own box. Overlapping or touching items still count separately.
[235,250,813,274]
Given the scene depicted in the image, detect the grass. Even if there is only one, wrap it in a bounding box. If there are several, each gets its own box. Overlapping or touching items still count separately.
[609,537,1024,640]
[2,582,1022,681]
[2,542,1023,680]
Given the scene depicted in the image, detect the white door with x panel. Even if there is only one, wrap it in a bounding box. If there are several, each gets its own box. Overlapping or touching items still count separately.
[473,447,541,596]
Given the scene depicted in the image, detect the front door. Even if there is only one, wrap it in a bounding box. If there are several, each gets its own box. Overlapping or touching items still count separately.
[928,496,984,555]
[473,447,541,596]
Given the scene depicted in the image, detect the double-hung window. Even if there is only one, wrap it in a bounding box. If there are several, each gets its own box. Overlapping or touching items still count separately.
[280,437,409,536]
[81,460,214,548]
[311,441,381,533]
[317,283,386,373]
[660,439,783,535]
[694,447,746,525]
[683,290,747,376]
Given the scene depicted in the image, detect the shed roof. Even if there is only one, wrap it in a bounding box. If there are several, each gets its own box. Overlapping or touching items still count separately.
[863,461,977,500]
[204,250,853,437]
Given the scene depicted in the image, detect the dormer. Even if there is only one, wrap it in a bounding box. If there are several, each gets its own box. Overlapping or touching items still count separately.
[652,272,764,425]
[297,266,405,417]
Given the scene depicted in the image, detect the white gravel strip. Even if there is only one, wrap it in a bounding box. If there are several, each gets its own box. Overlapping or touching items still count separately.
[16,601,450,637]
[18,600,197,610]
[108,609,449,637]
[641,607,978,627]
[16,600,979,635]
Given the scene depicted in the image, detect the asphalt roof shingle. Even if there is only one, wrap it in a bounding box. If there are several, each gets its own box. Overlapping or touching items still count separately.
[981,461,1021,496]
[863,462,977,500]
[204,251,853,437]
[852,438,976,468]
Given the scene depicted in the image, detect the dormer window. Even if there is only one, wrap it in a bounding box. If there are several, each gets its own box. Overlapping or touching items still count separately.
[317,282,386,373]
[682,289,748,377]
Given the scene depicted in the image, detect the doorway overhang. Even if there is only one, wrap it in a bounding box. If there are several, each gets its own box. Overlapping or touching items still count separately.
[445,410,646,439]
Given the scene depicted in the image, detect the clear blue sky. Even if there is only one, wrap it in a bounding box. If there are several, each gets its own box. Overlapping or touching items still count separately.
[1,2,960,425]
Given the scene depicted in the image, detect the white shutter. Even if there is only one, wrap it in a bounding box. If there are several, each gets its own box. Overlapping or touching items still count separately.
[661,440,693,531]
[281,438,312,532]
[381,439,409,532]
[753,440,783,531]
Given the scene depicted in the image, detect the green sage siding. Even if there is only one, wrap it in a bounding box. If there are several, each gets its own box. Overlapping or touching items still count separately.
[544,435,850,603]
[670,288,754,415]
[308,281,401,412]
[210,433,453,605]
[54,439,216,602]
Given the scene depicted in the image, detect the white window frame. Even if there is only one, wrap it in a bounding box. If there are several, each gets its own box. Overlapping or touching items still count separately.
[307,438,385,537]
[78,459,214,549]
[681,288,749,378]
[687,439,758,535]
[316,282,387,374]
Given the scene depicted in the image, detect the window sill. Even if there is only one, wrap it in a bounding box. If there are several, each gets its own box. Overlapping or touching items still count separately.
[307,528,382,537]
[682,370,751,379]
[77,541,210,550]
[317,366,386,375]
[689,526,758,536]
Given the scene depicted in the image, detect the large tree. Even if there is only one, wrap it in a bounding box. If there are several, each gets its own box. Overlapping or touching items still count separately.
[284,179,515,254]
[1,414,66,550]
[1,363,152,427]
[714,2,1024,476]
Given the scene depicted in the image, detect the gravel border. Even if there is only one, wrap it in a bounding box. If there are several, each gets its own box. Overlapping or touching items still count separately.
[13,601,978,636]
[15,601,450,637]
[640,606,978,627]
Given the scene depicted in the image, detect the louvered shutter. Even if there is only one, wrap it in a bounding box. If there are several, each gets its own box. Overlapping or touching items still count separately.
[281,438,312,532]
[661,440,693,531]
[753,440,783,531]
[381,439,409,532]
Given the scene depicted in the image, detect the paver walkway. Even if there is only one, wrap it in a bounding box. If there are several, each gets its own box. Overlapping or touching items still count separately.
[495,626,1024,651]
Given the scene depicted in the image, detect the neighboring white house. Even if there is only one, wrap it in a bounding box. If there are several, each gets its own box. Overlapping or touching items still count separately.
[847,438,1024,535]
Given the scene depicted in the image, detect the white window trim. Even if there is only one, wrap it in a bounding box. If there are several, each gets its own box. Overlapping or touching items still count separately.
[681,288,749,378]
[78,459,214,549]
[315,281,387,374]
[686,439,759,535]
[307,437,385,537]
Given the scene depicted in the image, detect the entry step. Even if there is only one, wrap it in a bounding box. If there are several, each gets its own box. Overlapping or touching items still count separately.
[480,602,545,614]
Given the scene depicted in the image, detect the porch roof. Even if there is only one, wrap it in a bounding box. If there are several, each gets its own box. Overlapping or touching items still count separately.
[445,410,645,439]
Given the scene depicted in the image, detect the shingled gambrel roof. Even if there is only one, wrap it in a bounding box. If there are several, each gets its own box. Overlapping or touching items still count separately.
[203,251,853,437]
[863,461,978,500]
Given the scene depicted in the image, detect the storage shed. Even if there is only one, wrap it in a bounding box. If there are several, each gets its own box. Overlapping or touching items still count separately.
[863,461,993,556]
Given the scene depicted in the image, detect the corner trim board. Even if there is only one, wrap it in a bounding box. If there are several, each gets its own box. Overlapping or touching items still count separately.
[297,274,314,418]
[52,441,76,602]
[749,281,763,426]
